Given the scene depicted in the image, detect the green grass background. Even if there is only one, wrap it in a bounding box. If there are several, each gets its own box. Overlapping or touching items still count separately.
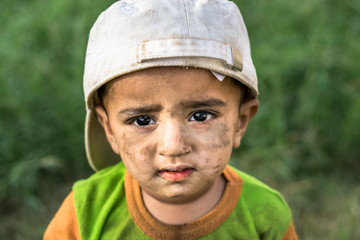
[1,0,359,239]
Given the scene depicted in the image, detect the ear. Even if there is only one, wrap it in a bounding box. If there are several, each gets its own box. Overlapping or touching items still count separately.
[94,105,120,154]
[233,98,259,148]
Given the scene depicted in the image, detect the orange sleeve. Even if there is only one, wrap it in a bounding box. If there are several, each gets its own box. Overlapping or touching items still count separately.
[43,192,81,240]
[281,221,299,240]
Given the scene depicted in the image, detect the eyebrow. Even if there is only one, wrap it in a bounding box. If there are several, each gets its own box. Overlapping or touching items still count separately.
[117,104,162,116]
[179,98,226,109]
[117,98,226,117]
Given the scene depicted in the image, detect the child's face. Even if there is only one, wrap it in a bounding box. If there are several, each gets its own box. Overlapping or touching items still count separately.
[96,67,257,203]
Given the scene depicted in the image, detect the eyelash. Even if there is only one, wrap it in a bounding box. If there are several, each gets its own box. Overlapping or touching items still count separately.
[127,110,217,128]
[188,111,216,122]
[127,115,156,128]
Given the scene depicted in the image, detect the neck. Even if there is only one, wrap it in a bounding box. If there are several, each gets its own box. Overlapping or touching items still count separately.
[141,175,226,225]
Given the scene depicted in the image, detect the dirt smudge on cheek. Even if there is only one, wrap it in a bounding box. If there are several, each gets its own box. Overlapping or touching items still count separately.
[120,133,138,160]
[212,163,223,174]
[140,144,157,158]
[208,122,231,149]
[121,133,126,140]
[121,144,133,158]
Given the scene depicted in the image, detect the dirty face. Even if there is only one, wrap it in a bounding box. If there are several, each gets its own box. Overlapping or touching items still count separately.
[96,67,249,203]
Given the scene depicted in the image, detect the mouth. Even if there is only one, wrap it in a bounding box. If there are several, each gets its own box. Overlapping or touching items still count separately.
[157,166,195,182]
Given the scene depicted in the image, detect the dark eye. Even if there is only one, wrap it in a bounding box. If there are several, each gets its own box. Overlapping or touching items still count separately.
[132,116,155,126]
[189,111,213,122]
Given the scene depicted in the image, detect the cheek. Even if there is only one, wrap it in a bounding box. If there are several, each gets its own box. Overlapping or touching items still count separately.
[117,132,135,159]
[211,122,231,149]
[121,138,157,162]
[117,132,157,176]
[140,144,157,158]
[193,121,232,151]
[193,121,233,169]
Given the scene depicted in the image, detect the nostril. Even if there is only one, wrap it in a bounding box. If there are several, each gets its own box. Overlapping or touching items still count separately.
[159,145,192,157]
[182,147,191,154]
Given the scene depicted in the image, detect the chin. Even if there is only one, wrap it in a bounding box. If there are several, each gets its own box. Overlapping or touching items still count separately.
[153,188,195,203]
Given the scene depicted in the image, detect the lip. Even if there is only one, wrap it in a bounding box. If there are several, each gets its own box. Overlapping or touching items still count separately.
[157,165,194,182]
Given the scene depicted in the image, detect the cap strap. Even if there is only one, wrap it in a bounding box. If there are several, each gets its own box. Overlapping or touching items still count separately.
[137,38,242,71]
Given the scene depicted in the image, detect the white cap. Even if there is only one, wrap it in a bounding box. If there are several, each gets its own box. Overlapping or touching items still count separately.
[84,0,258,171]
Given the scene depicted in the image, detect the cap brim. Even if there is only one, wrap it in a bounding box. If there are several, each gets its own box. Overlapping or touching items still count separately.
[85,110,120,171]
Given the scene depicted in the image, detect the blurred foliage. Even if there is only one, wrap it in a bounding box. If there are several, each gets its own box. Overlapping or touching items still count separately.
[235,0,360,176]
[0,0,359,239]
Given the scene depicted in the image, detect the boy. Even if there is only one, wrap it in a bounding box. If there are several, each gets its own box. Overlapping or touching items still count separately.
[45,0,298,239]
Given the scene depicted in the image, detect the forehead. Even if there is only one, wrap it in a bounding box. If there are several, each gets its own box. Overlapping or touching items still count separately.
[103,67,242,106]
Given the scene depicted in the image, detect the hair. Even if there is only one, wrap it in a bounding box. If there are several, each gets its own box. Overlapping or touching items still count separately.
[232,79,255,103]
[97,82,110,107]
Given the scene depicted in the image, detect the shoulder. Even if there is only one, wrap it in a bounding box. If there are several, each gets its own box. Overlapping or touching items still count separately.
[72,162,129,239]
[72,162,127,206]
[43,192,81,240]
[228,166,293,238]
[74,161,126,191]
[73,162,126,202]
[230,166,291,216]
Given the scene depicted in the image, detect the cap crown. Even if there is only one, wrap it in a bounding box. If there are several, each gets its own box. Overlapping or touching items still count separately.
[84,0,258,109]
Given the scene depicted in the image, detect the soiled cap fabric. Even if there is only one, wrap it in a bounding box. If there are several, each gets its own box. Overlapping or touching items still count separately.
[84,0,258,171]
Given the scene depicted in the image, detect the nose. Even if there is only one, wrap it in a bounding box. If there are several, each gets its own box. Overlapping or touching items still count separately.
[158,120,191,157]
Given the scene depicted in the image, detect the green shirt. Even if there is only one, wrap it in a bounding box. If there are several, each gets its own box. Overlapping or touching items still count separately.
[73,162,294,239]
